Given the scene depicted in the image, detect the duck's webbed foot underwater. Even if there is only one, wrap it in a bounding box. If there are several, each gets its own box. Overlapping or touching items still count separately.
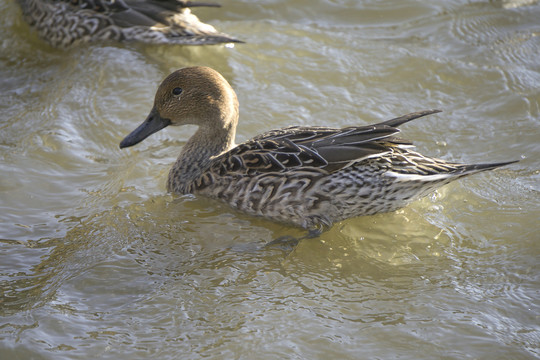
[265,227,325,251]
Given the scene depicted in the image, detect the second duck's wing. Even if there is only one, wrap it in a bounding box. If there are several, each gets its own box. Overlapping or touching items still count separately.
[210,110,441,176]
[112,0,242,44]
[21,0,241,47]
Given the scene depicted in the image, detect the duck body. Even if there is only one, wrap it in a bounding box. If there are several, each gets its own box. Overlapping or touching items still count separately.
[167,121,513,229]
[16,0,241,48]
[120,66,516,231]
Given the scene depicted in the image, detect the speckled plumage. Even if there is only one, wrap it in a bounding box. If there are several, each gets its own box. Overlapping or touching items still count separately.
[16,0,241,48]
[119,66,517,231]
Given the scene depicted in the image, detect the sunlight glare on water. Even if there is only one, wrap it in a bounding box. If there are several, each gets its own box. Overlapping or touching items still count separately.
[1,0,539,359]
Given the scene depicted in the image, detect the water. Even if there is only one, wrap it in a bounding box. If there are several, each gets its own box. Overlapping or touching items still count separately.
[1,0,539,359]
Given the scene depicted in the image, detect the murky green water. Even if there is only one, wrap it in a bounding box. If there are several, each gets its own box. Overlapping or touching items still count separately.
[1,0,539,359]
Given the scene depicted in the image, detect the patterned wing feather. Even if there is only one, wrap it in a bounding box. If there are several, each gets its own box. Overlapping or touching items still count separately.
[210,119,417,175]
[208,111,447,176]
[21,0,241,47]
[210,138,328,176]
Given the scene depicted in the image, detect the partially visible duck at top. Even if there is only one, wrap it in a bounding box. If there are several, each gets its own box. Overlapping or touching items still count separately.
[16,0,242,48]
[119,66,517,234]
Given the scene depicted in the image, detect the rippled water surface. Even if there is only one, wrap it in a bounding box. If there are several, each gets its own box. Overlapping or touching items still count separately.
[1,0,539,359]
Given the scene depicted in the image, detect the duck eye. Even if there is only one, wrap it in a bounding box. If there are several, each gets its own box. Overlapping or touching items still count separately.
[172,87,183,96]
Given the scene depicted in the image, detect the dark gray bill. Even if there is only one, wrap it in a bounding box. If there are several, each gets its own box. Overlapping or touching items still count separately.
[119,108,171,149]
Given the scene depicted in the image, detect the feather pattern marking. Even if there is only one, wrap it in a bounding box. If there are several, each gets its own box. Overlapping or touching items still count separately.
[16,0,242,47]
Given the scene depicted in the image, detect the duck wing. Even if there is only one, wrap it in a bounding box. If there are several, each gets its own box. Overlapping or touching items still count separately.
[106,0,220,27]
[22,0,241,47]
[114,0,242,44]
[211,110,441,175]
[58,0,220,26]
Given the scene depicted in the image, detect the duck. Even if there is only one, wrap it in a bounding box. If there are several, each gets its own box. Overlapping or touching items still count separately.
[119,66,517,234]
[16,0,242,48]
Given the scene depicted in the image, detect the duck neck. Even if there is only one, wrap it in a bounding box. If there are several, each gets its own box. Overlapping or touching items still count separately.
[167,117,237,194]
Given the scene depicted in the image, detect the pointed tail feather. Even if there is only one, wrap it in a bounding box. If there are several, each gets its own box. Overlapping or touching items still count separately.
[463,160,519,174]
[380,109,442,128]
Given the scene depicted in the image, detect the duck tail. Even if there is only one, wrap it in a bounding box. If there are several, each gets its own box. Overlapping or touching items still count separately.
[380,109,442,128]
[463,160,519,174]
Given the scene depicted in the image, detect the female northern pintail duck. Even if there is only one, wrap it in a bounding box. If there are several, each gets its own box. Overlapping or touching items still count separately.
[16,0,241,48]
[119,66,516,233]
